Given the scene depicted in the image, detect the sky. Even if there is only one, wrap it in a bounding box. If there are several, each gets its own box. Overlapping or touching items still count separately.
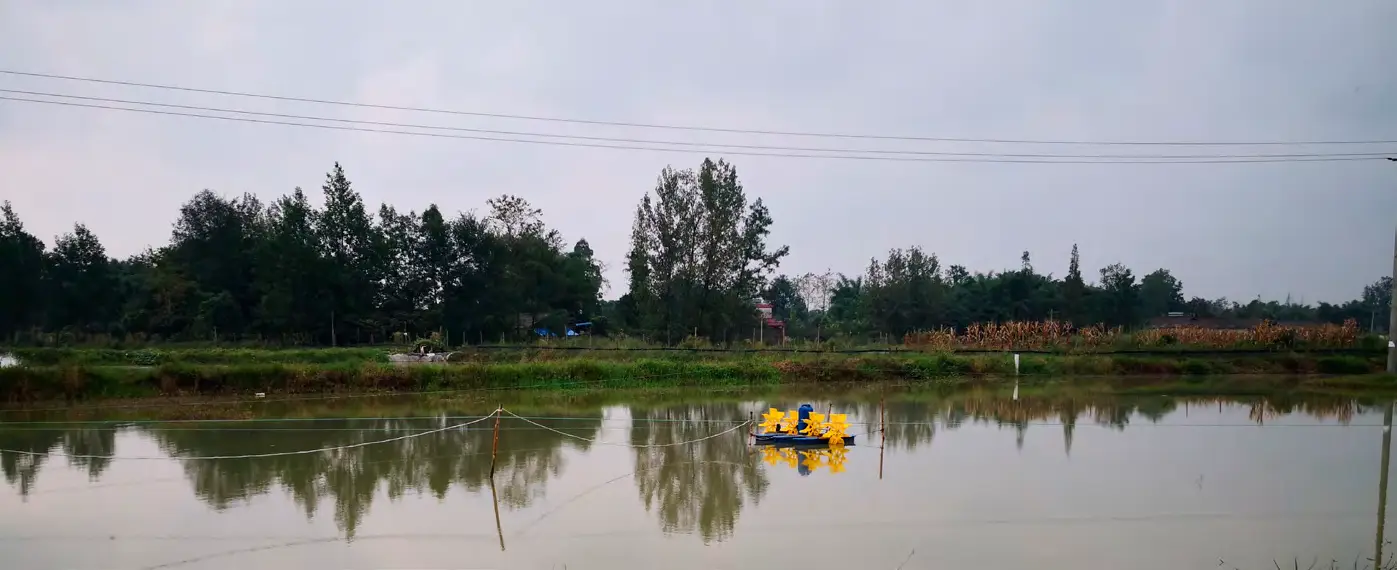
[1,0,1394,304]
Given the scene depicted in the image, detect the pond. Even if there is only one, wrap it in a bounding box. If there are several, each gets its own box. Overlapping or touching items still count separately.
[0,385,1393,570]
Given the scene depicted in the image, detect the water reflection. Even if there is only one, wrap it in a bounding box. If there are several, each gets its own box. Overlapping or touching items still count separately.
[629,404,767,543]
[0,426,114,495]
[0,389,1391,548]
[146,415,600,536]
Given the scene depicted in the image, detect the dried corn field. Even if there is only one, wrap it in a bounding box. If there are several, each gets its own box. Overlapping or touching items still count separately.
[903,319,1363,351]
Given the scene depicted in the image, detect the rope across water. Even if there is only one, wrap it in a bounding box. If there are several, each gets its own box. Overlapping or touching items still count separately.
[501,409,753,448]
[0,407,757,460]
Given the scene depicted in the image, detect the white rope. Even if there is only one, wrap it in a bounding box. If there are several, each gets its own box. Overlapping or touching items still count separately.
[502,409,751,448]
[0,411,499,461]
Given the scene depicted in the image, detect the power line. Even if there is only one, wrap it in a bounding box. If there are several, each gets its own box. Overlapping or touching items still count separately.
[0,95,1383,165]
[3,68,1394,147]
[3,88,1393,160]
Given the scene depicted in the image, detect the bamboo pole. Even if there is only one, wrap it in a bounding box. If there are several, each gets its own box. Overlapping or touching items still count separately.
[490,479,505,552]
[879,390,886,480]
[1376,401,1393,565]
[489,407,502,478]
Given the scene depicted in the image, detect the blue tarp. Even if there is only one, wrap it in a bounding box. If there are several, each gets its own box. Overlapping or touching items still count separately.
[534,327,581,337]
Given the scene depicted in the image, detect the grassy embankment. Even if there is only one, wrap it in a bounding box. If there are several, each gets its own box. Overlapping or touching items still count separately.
[3,380,1390,425]
[0,345,1392,403]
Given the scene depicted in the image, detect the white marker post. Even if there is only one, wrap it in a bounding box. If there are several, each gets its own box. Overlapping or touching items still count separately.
[1012,353,1021,401]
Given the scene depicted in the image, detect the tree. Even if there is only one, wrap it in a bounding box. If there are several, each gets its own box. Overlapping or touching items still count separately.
[485,194,545,238]
[254,188,327,342]
[316,163,378,345]
[168,190,264,337]
[825,275,868,337]
[416,205,453,312]
[1097,263,1140,327]
[1139,269,1185,318]
[625,159,788,342]
[1362,276,1393,333]
[375,204,423,336]
[794,270,834,341]
[860,247,957,336]
[0,202,46,339]
[563,239,604,318]
[1062,244,1086,325]
[761,275,806,322]
[45,224,116,332]
[10,158,1386,347]
[619,198,656,335]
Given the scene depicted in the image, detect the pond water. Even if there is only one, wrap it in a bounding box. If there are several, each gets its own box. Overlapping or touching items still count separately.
[0,385,1394,570]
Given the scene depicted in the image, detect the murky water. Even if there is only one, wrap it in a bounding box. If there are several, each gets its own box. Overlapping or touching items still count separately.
[0,385,1393,569]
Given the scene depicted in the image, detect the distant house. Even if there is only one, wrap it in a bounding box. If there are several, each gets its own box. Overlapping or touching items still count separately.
[754,301,786,344]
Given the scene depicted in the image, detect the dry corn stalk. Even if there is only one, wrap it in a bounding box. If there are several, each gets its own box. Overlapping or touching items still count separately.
[904,319,1361,350]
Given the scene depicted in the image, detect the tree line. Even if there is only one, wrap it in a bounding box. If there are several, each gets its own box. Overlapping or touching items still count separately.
[756,248,1391,342]
[0,158,1390,346]
[0,163,602,345]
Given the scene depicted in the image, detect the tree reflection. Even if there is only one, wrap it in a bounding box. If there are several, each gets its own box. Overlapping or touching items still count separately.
[629,404,767,543]
[144,414,600,538]
[0,426,114,496]
[2,389,1390,540]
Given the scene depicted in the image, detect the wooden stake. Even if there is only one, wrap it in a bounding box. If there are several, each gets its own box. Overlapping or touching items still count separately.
[879,390,886,480]
[490,479,505,552]
[489,408,502,478]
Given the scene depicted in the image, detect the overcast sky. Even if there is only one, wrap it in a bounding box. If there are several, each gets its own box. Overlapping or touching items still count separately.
[1,0,1394,303]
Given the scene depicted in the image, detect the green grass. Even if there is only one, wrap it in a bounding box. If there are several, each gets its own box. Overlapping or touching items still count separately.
[2,346,392,366]
[0,349,1390,403]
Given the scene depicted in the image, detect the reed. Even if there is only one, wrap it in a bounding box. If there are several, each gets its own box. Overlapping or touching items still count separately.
[904,319,1366,351]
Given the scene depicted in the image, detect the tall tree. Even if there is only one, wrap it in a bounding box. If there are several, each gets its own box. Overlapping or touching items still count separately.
[416,205,453,313]
[1139,268,1185,318]
[0,202,46,339]
[562,239,604,320]
[794,270,834,340]
[625,159,788,342]
[375,204,423,336]
[1062,244,1086,325]
[1097,263,1140,327]
[620,198,656,334]
[168,190,264,336]
[316,163,378,345]
[44,224,116,332]
[1362,276,1393,332]
[254,188,326,342]
[761,275,806,322]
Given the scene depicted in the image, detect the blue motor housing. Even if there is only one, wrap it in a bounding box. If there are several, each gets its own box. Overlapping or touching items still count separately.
[797,404,814,433]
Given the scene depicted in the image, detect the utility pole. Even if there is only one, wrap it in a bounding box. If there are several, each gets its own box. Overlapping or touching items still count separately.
[1390,225,1397,373]
[1376,401,1393,565]
[1388,159,1397,374]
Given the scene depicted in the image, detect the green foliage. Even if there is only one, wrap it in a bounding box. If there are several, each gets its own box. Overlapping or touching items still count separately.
[1,350,1390,403]
[0,164,604,347]
[619,158,789,342]
[5,347,390,366]
[0,201,46,340]
[1181,359,1214,375]
[412,338,446,353]
[1,159,1390,350]
[1315,356,1371,375]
